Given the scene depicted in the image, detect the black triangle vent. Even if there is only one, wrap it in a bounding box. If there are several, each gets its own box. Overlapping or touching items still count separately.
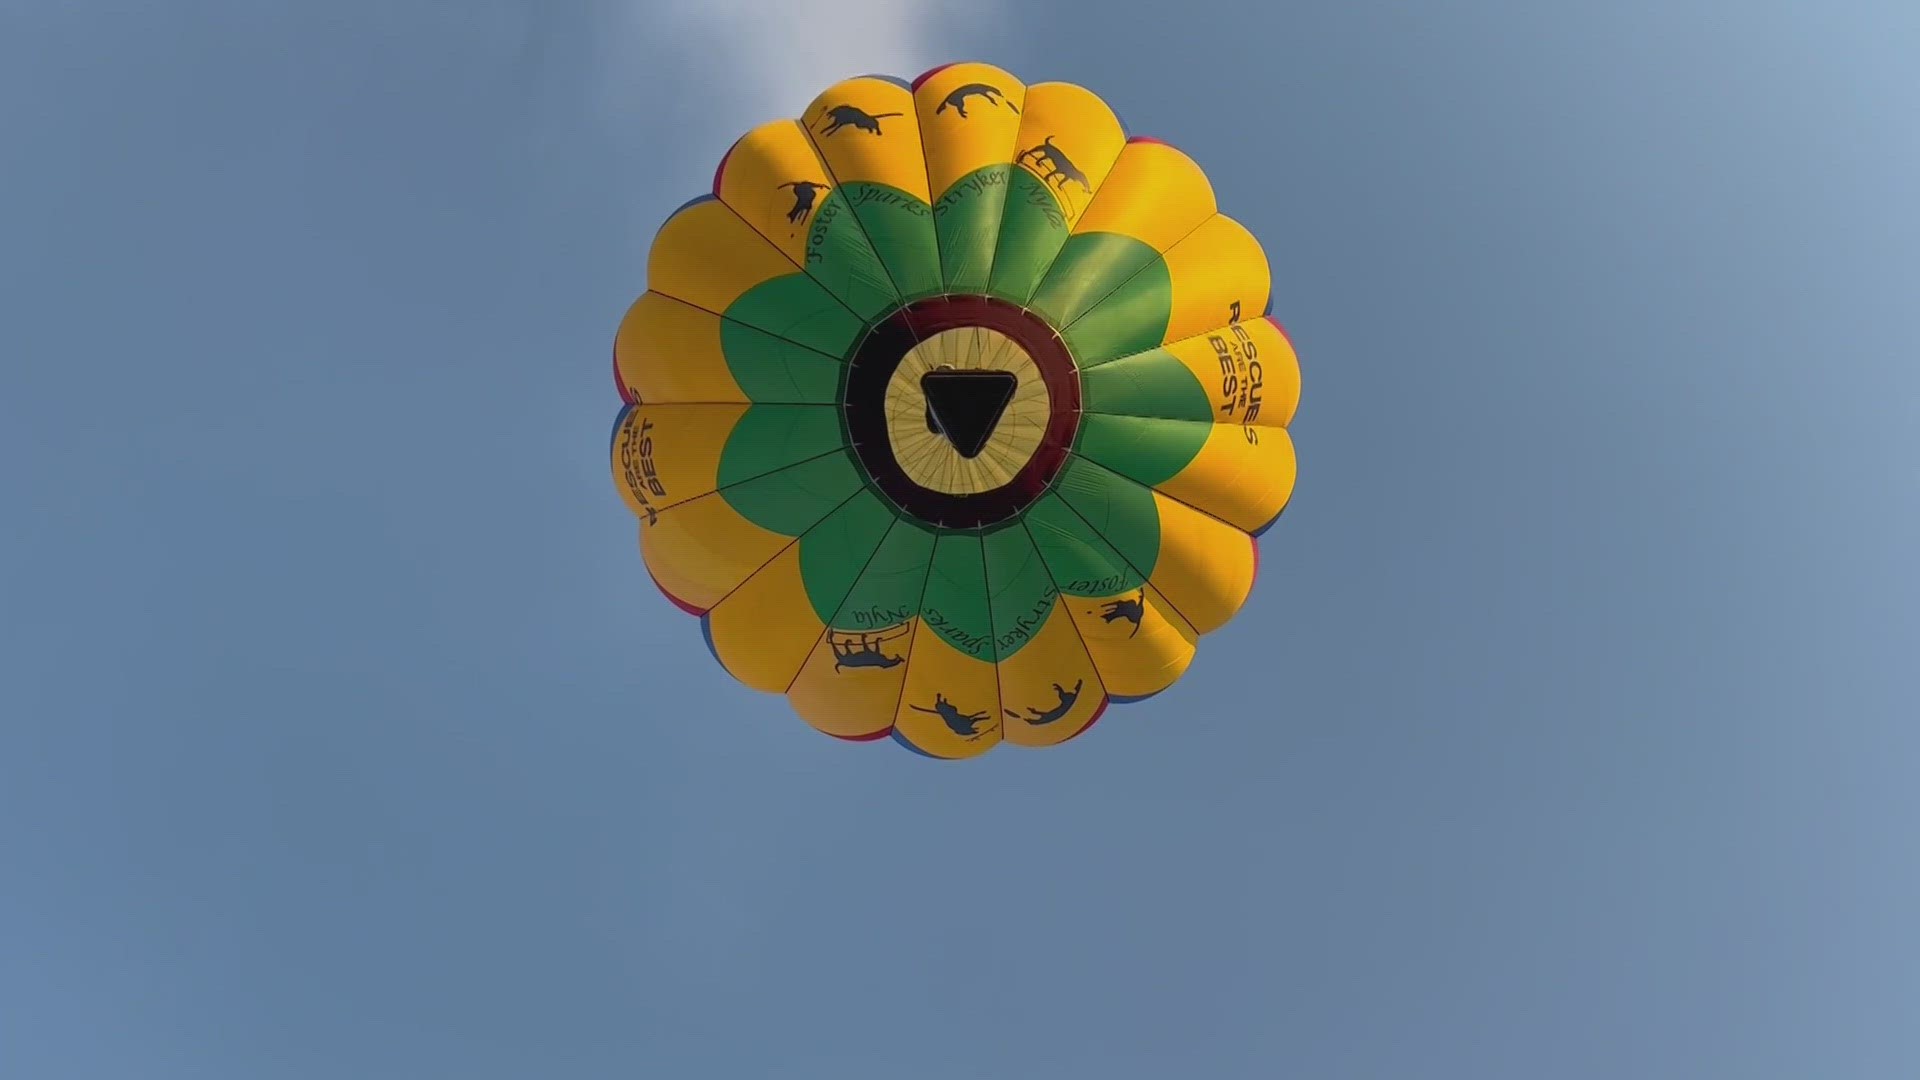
[921,368,1017,459]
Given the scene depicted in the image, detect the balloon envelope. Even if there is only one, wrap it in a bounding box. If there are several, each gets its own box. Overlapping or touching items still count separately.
[611,62,1300,759]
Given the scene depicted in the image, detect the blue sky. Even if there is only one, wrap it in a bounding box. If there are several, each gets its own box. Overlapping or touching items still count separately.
[3,1,1917,1076]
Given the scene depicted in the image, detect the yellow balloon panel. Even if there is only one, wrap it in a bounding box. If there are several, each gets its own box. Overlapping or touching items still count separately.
[1073,139,1216,252]
[713,119,842,268]
[646,198,802,315]
[713,118,908,324]
[614,293,747,404]
[915,62,1028,199]
[892,630,1003,760]
[1245,318,1303,430]
[1008,82,1128,230]
[1144,492,1257,636]
[702,543,823,693]
[995,596,1105,747]
[1160,214,1272,349]
[639,495,790,614]
[802,77,930,200]
[786,618,915,741]
[1155,422,1297,535]
[1060,582,1199,702]
[610,403,748,522]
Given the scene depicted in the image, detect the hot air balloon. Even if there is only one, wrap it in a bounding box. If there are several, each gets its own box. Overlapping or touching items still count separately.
[610,62,1300,759]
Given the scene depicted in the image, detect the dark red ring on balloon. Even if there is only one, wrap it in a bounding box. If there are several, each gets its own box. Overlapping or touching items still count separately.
[843,296,1081,530]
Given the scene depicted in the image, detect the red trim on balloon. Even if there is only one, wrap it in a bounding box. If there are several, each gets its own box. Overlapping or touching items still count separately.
[1060,695,1111,743]
[829,727,895,743]
[649,570,707,617]
[613,345,635,404]
[911,63,958,90]
[712,135,744,197]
